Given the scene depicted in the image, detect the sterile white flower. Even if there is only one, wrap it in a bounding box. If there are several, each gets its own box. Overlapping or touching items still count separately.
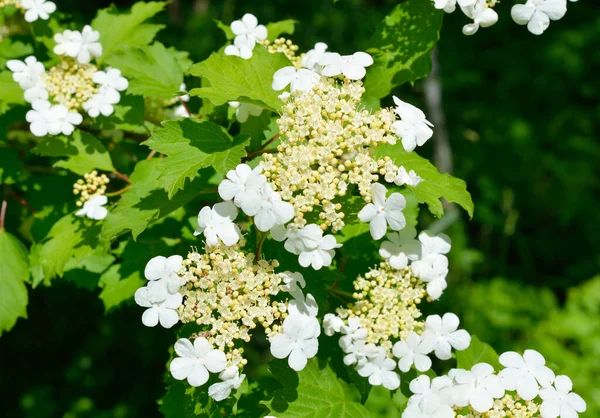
[411,253,449,300]
[194,202,242,246]
[357,346,400,390]
[173,105,189,118]
[241,182,294,232]
[230,13,267,44]
[498,349,555,400]
[539,375,586,418]
[407,375,454,417]
[75,194,108,220]
[93,68,128,94]
[54,26,102,64]
[339,338,378,366]
[461,0,499,36]
[170,337,227,387]
[323,313,344,336]
[7,56,45,90]
[218,163,266,207]
[424,313,471,360]
[297,233,341,270]
[394,166,423,187]
[451,363,505,413]
[26,100,83,137]
[358,183,406,240]
[379,227,421,269]
[208,366,246,401]
[511,0,567,35]
[272,66,320,93]
[288,292,318,318]
[272,223,322,255]
[21,0,56,22]
[224,36,255,60]
[134,287,182,328]
[179,83,190,102]
[269,311,320,371]
[319,52,374,80]
[302,42,328,71]
[392,96,434,152]
[432,0,457,13]
[228,101,263,123]
[144,255,185,298]
[83,89,119,117]
[339,316,368,348]
[393,331,434,372]
[419,230,452,257]
[280,271,306,298]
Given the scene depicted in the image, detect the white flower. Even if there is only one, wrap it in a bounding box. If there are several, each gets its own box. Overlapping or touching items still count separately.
[432,0,457,13]
[319,52,374,80]
[539,375,586,418]
[144,255,185,298]
[24,85,49,103]
[269,311,320,371]
[339,339,378,366]
[379,227,421,269]
[272,223,322,255]
[393,331,434,372]
[93,67,128,94]
[170,337,227,387]
[323,313,344,336]
[83,88,120,118]
[407,375,454,417]
[26,100,83,137]
[21,0,56,22]
[208,366,246,401]
[297,233,341,270]
[424,313,471,360]
[357,346,400,390]
[173,105,189,118]
[302,42,328,71]
[461,0,499,36]
[228,101,263,123]
[392,96,434,152]
[280,271,306,298]
[511,0,567,35]
[394,166,423,187]
[272,66,320,93]
[179,83,190,102]
[54,25,102,64]
[419,230,452,257]
[224,36,255,60]
[194,202,241,246]
[498,349,555,400]
[240,182,294,232]
[451,363,505,413]
[339,317,368,348]
[7,56,45,90]
[75,194,108,220]
[358,183,406,240]
[230,13,267,44]
[134,287,182,328]
[218,163,266,207]
[411,253,449,300]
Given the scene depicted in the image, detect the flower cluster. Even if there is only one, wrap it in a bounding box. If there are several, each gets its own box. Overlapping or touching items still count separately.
[73,171,110,220]
[0,0,56,23]
[7,25,128,137]
[224,13,267,59]
[260,37,302,68]
[404,350,586,418]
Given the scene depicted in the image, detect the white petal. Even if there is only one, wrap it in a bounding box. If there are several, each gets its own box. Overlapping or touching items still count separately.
[158,309,179,328]
[187,364,209,387]
[288,347,308,371]
[141,307,159,327]
[204,349,227,373]
[511,4,535,25]
[170,357,196,380]
[527,10,550,35]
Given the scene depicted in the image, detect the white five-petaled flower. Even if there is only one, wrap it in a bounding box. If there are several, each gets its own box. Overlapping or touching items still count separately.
[358,183,407,240]
[511,0,567,35]
[322,313,344,336]
[301,42,328,71]
[339,316,368,348]
[392,96,434,152]
[339,339,378,366]
[319,52,373,80]
[230,13,267,45]
[170,338,227,387]
[393,331,435,372]
[75,194,108,220]
[272,223,321,254]
[379,227,421,269]
[194,202,242,246]
[450,363,505,413]
[7,56,45,91]
[498,349,555,400]
[406,375,454,417]
[143,255,185,299]
[419,230,452,257]
[272,66,320,93]
[269,311,320,371]
[218,163,266,207]
[357,346,400,390]
[83,90,119,118]
[280,271,306,299]
[394,166,423,187]
[242,182,294,232]
[432,0,476,13]
[134,286,182,328]
[93,68,128,94]
[539,375,586,418]
[208,366,246,401]
[224,36,255,60]
[411,253,449,300]
[228,101,263,123]
[424,313,471,360]
[21,0,56,22]
[54,25,103,64]
[26,100,83,137]
[460,0,499,36]
[297,232,341,270]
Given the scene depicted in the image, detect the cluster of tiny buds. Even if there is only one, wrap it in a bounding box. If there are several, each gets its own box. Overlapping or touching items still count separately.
[456,394,540,418]
[73,171,109,206]
[0,0,21,8]
[260,37,303,68]
[43,58,98,110]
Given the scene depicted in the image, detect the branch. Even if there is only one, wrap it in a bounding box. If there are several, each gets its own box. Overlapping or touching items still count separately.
[112,170,132,184]
[0,200,6,230]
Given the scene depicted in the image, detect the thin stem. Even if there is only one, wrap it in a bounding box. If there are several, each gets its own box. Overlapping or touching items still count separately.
[255,227,266,260]
[3,185,37,213]
[146,149,157,160]
[105,185,131,197]
[0,200,6,230]
[242,148,278,163]
[112,170,132,184]
[178,97,193,118]
[261,132,281,151]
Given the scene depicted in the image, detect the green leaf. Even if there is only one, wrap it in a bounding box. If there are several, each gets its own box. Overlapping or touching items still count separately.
[0,70,25,115]
[363,0,443,101]
[98,264,144,311]
[32,131,114,175]
[372,143,474,218]
[0,230,29,336]
[456,335,501,370]
[215,20,234,40]
[142,119,250,198]
[0,148,23,184]
[106,42,186,100]
[266,19,297,41]
[266,359,372,417]
[0,39,34,68]
[92,1,166,63]
[189,46,290,110]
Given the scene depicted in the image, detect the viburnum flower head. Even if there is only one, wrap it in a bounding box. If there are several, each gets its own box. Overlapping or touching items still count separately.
[75,194,108,220]
[269,311,320,371]
[393,331,434,372]
[302,42,328,71]
[392,96,434,152]
[54,25,103,64]
[241,182,294,232]
[511,0,567,35]
[134,287,182,328]
[406,375,454,418]
[218,163,266,208]
[394,166,423,187]
[357,346,400,390]
[319,51,374,80]
[224,36,255,60]
[451,363,505,413]
[461,0,499,36]
[208,366,246,401]
[539,375,586,418]
[230,13,267,44]
[424,313,471,360]
[272,66,320,93]
[194,202,242,246]
[26,100,83,137]
[358,183,407,240]
[21,0,56,22]
[228,101,263,123]
[170,337,227,387]
[379,226,421,269]
[144,255,185,296]
[498,349,555,400]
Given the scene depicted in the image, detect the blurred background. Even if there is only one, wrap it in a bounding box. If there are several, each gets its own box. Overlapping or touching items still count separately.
[0,0,598,416]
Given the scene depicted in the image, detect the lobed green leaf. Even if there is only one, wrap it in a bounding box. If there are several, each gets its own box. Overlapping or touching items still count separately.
[0,230,29,336]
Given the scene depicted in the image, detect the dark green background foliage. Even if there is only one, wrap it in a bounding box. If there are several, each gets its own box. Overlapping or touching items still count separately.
[1,0,599,417]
